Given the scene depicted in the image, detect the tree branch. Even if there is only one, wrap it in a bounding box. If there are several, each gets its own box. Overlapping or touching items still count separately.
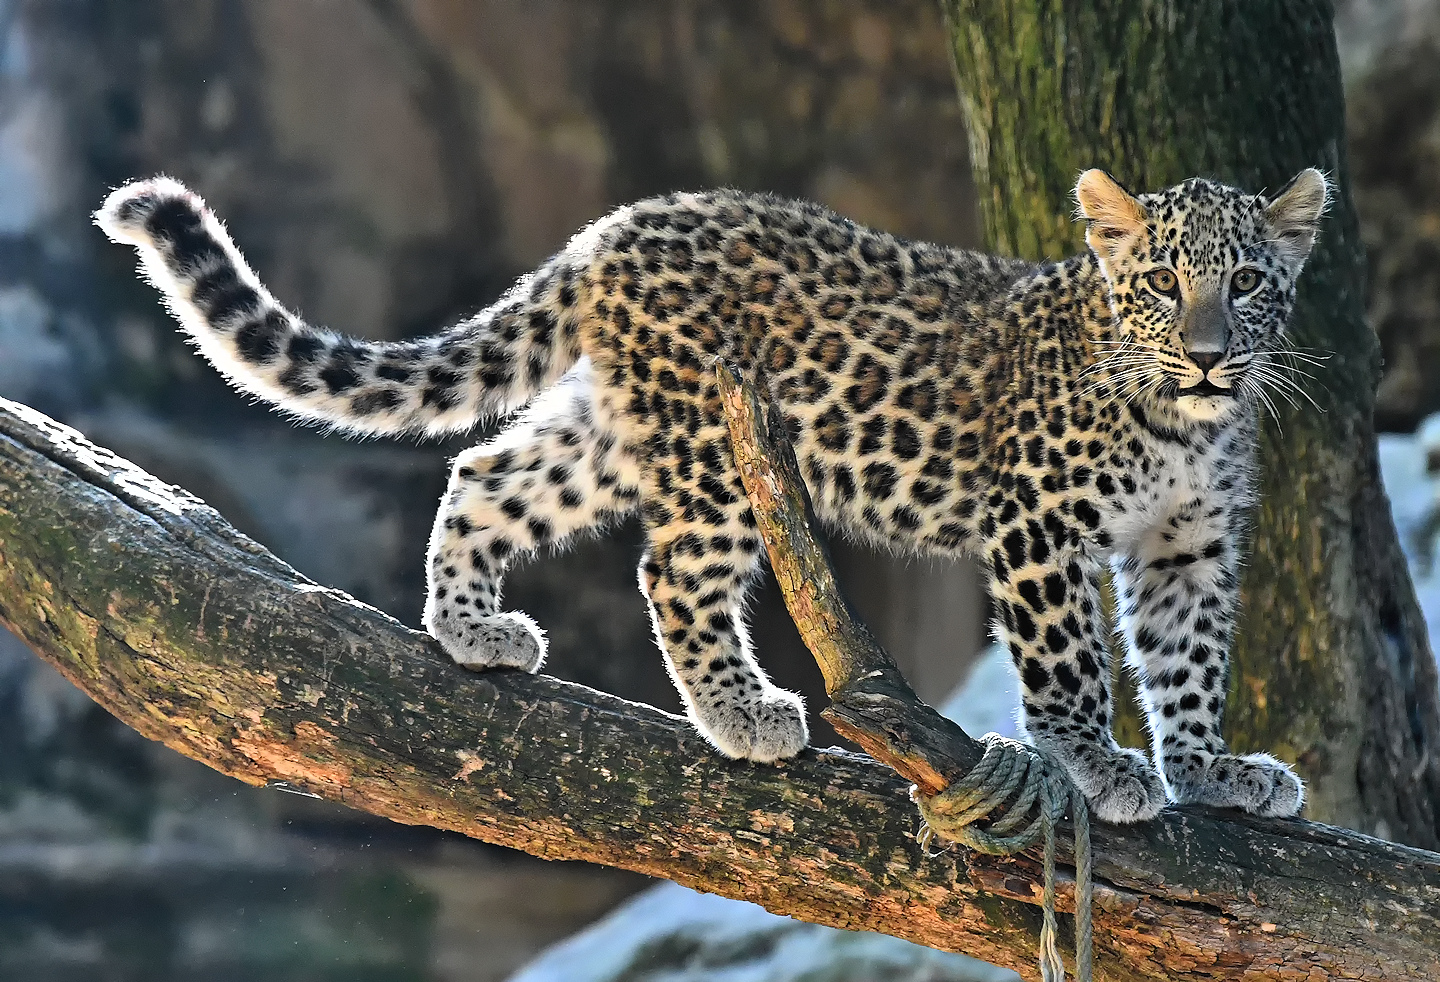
[717,362,982,796]
[0,396,1436,982]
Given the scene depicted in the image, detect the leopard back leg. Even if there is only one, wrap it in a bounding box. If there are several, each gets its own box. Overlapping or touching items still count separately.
[425,367,640,670]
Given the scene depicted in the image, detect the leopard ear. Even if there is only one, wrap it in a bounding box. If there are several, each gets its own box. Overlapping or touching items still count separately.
[1075,169,1148,258]
[1264,168,1330,265]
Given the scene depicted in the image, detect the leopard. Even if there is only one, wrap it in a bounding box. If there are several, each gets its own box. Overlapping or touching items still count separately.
[96,165,1327,823]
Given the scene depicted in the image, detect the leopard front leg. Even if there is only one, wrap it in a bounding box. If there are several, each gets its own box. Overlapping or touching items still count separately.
[991,543,1167,823]
[1114,508,1304,818]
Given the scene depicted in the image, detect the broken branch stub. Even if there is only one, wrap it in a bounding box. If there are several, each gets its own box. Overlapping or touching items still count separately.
[716,363,1096,982]
[716,360,988,794]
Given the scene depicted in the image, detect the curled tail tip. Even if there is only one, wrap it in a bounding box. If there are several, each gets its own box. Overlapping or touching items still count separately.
[95,176,204,245]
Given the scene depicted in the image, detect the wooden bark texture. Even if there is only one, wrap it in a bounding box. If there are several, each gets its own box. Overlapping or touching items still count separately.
[2,397,1439,981]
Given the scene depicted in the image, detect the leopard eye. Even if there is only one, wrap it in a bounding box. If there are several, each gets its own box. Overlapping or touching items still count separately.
[1145,268,1178,297]
[1231,268,1261,295]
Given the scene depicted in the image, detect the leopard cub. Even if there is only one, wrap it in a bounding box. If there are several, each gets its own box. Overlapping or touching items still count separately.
[97,165,1326,822]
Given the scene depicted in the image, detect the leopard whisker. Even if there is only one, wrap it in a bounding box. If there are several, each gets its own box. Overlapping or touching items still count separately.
[1249,362,1323,412]
[1079,355,1157,380]
[1076,365,1163,402]
[1248,369,1300,409]
[1240,375,1285,436]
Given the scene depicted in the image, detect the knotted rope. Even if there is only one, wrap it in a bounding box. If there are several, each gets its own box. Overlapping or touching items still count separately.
[911,733,1093,982]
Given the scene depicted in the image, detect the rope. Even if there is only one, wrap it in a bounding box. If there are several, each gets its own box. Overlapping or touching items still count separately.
[910,733,1093,982]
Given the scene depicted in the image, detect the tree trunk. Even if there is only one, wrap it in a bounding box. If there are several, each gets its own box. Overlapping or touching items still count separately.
[1,397,1438,981]
[941,0,1440,848]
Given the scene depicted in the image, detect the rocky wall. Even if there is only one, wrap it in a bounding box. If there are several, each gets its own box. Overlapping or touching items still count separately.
[0,2,987,978]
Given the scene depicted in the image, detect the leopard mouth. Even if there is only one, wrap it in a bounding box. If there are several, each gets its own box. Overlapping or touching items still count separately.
[1177,380,1235,398]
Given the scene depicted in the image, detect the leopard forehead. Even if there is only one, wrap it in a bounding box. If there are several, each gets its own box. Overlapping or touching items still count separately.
[1133,178,1273,278]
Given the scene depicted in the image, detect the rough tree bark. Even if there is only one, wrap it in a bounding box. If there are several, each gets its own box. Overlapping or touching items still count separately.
[941,0,1440,848]
[3,392,1439,982]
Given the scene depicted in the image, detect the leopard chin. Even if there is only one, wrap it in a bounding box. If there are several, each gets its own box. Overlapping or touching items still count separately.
[1174,392,1244,423]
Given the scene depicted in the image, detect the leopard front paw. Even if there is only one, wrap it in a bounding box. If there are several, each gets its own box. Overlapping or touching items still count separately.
[426,608,547,673]
[1085,746,1169,823]
[1039,740,1167,823]
[1165,751,1304,818]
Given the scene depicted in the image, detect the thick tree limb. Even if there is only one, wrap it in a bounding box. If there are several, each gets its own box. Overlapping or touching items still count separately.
[0,396,1437,982]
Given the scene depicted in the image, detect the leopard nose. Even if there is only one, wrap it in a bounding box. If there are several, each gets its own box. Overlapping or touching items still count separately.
[1190,351,1223,373]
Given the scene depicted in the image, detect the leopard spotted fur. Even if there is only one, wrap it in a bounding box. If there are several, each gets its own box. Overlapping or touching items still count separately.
[96,167,1327,823]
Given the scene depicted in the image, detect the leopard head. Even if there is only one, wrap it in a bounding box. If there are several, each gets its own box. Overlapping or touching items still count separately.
[1076,168,1329,424]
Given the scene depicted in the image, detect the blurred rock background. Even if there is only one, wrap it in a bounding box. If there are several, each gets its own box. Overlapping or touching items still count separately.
[0,1,986,979]
[0,1,1434,980]
[1340,0,1440,429]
